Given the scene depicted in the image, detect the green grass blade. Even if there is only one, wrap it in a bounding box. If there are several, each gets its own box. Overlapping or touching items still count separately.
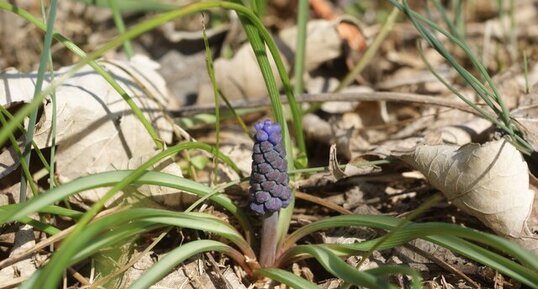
[416,44,532,153]
[73,0,178,12]
[284,215,538,268]
[336,7,399,92]
[20,217,60,235]
[0,107,51,173]
[39,0,59,190]
[292,245,397,289]
[453,0,465,36]
[427,235,538,288]
[293,0,308,97]
[230,0,307,170]
[38,205,83,219]
[232,9,288,137]
[19,0,58,202]
[228,0,305,249]
[431,0,461,39]
[129,240,240,289]
[386,0,534,153]
[354,194,441,269]
[401,3,500,113]
[202,18,222,185]
[107,0,134,58]
[0,111,38,195]
[0,207,60,235]
[256,268,319,289]
[365,265,422,289]
[323,236,537,287]
[81,208,251,253]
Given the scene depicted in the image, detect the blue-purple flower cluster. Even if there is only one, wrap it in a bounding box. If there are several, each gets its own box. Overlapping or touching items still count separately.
[249,120,291,215]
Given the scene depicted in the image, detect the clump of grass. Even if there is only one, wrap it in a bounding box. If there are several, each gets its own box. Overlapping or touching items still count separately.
[388,0,533,154]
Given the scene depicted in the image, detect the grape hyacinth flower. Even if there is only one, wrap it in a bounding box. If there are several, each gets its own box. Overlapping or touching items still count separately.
[249,120,292,215]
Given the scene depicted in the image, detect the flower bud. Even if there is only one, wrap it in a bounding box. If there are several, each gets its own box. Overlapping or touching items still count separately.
[249,120,291,215]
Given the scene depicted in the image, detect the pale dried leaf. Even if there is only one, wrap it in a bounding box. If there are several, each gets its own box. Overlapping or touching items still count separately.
[279,19,344,71]
[400,139,534,238]
[0,56,174,203]
[198,18,355,104]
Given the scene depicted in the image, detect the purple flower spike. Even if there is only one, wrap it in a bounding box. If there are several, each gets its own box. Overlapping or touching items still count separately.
[249,120,291,215]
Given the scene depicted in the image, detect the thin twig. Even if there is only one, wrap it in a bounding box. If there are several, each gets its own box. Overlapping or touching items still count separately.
[295,192,352,215]
[170,92,481,117]
[68,267,91,286]
[403,244,481,288]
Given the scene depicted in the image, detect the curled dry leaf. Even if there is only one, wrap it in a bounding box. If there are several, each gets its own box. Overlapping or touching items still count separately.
[400,139,535,238]
[328,144,380,181]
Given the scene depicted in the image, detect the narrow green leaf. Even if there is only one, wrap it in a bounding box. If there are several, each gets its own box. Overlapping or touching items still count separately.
[292,245,397,289]
[19,0,58,202]
[0,207,60,235]
[129,240,237,289]
[38,205,83,219]
[366,265,422,289]
[107,0,134,58]
[73,0,178,12]
[293,0,308,97]
[256,268,319,289]
[386,0,533,153]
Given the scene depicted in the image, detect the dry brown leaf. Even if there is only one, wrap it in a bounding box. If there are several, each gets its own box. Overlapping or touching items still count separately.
[400,139,534,238]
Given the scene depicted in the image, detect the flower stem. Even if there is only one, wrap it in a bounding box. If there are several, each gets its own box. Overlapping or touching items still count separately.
[260,211,279,267]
